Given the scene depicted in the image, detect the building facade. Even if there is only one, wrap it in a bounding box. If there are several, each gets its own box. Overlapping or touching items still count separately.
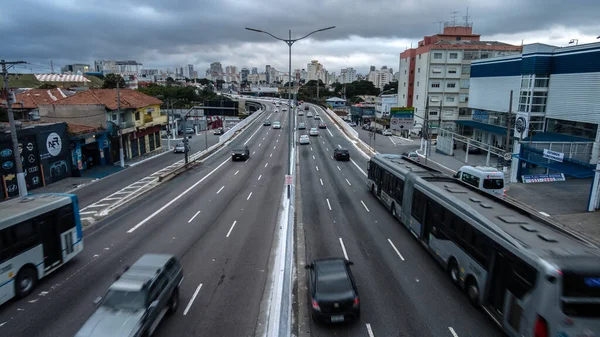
[375,94,398,118]
[61,64,91,74]
[398,23,522,135]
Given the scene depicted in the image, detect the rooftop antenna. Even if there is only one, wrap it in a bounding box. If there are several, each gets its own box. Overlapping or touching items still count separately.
[463,7,471,26]
[450,11,460,26]
[50,61,54,74]
[433,21,443,33]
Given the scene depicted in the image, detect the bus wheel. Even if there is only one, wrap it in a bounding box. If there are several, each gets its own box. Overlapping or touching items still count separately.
[448,259,460,285]
[15,266,38,298]
[466,277,480,306]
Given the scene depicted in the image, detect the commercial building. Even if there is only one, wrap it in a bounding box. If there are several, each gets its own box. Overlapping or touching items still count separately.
[61,64,91,74]
[398,22,522,135]
[375,94,398,118]
[438,41,600,210]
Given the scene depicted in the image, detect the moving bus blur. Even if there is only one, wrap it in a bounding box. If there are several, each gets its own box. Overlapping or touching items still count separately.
[367,154,600,337]
[0,193,84,306]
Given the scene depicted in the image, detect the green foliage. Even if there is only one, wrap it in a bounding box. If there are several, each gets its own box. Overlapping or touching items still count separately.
[102,73,127,89]
[330,80,380,98]
[38,83,58,89]
[137,85,229,109]
[382,80,398,92]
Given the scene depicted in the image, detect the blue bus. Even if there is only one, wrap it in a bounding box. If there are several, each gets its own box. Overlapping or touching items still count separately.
[0,193,84,306]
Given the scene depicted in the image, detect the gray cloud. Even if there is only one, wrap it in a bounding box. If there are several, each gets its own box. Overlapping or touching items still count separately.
[3,0,600,74]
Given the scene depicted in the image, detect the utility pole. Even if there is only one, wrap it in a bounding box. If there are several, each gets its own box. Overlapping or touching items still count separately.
[424,95,430,165]
[116,81,125,168]
[2,60,28,197]
[505,90,513,152]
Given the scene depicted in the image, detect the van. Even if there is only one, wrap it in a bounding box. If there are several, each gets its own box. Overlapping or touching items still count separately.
[453,165,505,196]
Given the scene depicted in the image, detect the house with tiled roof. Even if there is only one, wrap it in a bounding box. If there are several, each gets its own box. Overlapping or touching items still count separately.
[9,88,76,120]
[38,89,165,162]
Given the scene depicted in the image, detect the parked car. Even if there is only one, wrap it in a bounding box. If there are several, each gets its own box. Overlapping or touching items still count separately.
[318,122,327,129]
[299,135,310,145]
[232,146,250,161]
[382,129,392,136]
[185,127,195,134]
[173,142,188,153]
[298,122,307,130]
[263,120,272,126]
[305,258,360,324]
[309,128,319,136]
[75,254,183,337]
[349,122,357,127]
[333,148,350,161]
[273,122,282,129]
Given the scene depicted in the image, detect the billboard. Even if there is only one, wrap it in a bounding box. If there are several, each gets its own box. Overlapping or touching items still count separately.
[390,107,415,130]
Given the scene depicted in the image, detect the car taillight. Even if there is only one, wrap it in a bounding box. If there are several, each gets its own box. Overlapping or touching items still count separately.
[353,297,359,306]
[312,299,320,311]
[534,315,548,337]
[503,189,507,197]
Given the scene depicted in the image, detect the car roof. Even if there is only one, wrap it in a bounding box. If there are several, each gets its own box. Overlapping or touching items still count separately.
[110,254,174,292]
[335,148,349,152]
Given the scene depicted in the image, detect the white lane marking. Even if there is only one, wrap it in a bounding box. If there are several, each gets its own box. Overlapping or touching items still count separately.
[217,186,225,194]
[252,151,256,155]
[387,239,405,261]
[312,155,315,160]
[389,136,397,146]
[338,144,342,149]
[327,128,334,137]
[226,220,237,237]
[326,198,332,210]
[79,211,97,215]
[315,165,319,172]
[244,123,263,145]
[323,141,325,144]
[337,165,341,171]
[331,156,333,159]
[259,143,262,147]
[448,327,459,337]
[247,192,253,200]
[326,148,329,151]
[276,139,279,143]
[273,146,276,149]
[127,158,229,233]
[234,170,239,175]
[183,283,203,315]
[320,178,324,186]
[346,179,351,186]
[188,211,201,223]
[539,211,550,217]
[339,238,349,260]
[258,174,262,180]
[263,137,266,140]
[85,203,109,207]
[265,162,269,168]
[270,153,273,157]
[366,323,375,337]
[350,158,367,177]
[310,147,313,151]
[361,200,370,212]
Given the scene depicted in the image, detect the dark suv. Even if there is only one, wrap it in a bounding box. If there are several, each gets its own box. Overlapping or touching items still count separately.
[334,149,350,161]
[305,258,360,323]
[76,254,183,337]
[232,146,250,161]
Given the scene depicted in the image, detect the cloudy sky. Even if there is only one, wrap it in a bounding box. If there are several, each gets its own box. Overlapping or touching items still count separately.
[3,0,599,75]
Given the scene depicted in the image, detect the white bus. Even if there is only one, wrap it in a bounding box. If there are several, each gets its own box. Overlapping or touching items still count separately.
[0,193,84,306]
[367,154,600,337]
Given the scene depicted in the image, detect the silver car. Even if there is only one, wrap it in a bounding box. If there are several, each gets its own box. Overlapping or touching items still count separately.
[75,254,183,337]
[173,142,187,153]
[299,135,310,145]
[273,122,282,129]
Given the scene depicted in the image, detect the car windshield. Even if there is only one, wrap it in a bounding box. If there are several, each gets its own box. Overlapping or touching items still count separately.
[176,143,184,147]
[316,264,353,294]
[101,289,147,311]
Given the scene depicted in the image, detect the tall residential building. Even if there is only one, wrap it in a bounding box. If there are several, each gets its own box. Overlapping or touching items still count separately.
[398,22,522,134]
[185,64,195,78]
[225,66,237,82]
[94,60,143,74]
[61,64,90,74]
[300,69,307,81]
[367,66,393,89]
[251,67,258,75]
[339,68,357,84]
[209,62,223,80]
[370,65,376,72]
[265,65,272,83]
[307,60,323,81]
[240,68,250,82]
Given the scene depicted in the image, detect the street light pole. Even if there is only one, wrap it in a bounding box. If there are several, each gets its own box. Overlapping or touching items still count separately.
[116,81,125,168]
[246,25,335,199]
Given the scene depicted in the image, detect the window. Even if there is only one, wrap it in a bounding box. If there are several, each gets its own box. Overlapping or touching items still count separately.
[418,68,420,73]
[461,172,480,187]
[404,82,406,87]
[447,83,456,88]
[403,94,405,99]
[445,96,455,102]
[429,110,439,116]
[461,64,471,74]
[417,81,419,87]
[135,111,140,120]
[459,94,469,103]
[460,79,470,89]
[448,68,458,74]
[411,189,426,223]
[449,53,458,59]
[112,114,117,121]
[432,67,442,73]
[534,78,549,88]
[434,53,443,59]
[431,82,440,88]
[416,95,419,100]
[404,70,407,74]
[419,54,422,59]
[430,96,440,102]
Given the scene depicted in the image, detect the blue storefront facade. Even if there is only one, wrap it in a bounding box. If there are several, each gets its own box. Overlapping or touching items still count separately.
[68,125,110,176]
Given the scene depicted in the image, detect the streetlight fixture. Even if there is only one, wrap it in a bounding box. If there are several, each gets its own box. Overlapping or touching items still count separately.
[245,25,336,198]
[569,39,579,45]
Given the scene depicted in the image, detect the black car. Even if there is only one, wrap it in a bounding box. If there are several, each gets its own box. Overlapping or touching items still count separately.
[333,149,350,161]
[264,120,272,126]
[304,106,309,111]
[305,258,360,323]
[232,146,250,161]
[318,122,327,129]
[213,128,224,135]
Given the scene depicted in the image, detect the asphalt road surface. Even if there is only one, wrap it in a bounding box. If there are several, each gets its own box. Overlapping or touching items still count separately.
[299,103,503,337]
[0,103,290,337]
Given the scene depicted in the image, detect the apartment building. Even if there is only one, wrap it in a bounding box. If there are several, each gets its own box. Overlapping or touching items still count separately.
[398,23,521,135]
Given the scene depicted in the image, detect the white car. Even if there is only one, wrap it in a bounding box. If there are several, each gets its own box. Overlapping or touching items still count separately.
[307,112,313,118]
[173,142,187,153]
[314,115,321,120]
[299,135,310,145]
[282,107,288,111]
[273,122,282,129]
[383,129,392,136]
[298,111,304,116]
[309,128,319,136]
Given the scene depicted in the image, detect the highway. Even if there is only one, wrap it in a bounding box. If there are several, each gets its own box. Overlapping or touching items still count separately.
[298,103,503,337]
[0,103,288,337]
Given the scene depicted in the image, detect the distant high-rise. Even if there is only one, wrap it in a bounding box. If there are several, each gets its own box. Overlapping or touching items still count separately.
[209,62,223,80]
[251,67,258,74]
[370,65,376,72]
[241,68,250,82]
[265,65,271,83]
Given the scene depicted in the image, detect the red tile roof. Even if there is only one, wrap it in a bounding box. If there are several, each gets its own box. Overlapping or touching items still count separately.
[67,123,103,136]
[50,89,162,110]
[12,88,71,109]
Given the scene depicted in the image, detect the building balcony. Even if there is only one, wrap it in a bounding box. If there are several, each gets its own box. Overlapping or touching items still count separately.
[143,114,153,123]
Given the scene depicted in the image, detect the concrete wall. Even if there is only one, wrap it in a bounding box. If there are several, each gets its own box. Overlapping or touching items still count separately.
[39,104,107,128]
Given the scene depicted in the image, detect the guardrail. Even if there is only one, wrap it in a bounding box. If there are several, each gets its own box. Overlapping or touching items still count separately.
[219,103,265,143]
[324,107,359,139]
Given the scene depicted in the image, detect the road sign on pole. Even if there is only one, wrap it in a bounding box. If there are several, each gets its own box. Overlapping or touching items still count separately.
[390,107,414,130]
[503,152,512,161]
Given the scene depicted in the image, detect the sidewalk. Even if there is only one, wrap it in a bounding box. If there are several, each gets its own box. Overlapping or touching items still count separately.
[417,145,600,245]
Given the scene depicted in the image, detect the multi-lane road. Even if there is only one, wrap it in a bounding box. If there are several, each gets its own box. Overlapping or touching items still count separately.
[0,100,503,337]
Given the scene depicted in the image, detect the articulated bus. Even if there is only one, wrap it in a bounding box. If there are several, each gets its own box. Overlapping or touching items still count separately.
[0,193,84,306]
[367,154,600,337]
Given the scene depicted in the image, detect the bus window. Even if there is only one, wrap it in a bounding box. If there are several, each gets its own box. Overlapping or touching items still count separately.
[12,221,40,256]
[394,179,405,204]
[483,178,504,190]
[411,189,426,223]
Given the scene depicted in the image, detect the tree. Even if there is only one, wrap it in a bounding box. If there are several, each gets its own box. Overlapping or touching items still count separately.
[102,73,127,89]
[198,78,211,86]
[165,77,176,86]
[382,80,398,92]
[38,83,57,89]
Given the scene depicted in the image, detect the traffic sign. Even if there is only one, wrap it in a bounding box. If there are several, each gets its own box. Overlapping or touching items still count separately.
[285,175,293,185]
[503,152,512,161]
